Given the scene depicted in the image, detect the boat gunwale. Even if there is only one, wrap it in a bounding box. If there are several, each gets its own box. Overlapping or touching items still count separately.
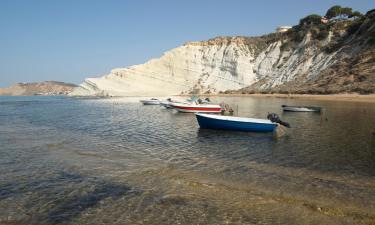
[169,102,222,109]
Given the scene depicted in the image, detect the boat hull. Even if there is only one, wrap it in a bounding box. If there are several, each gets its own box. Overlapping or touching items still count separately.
[140,100,160,105]
[160,102,172,108]
[195,114,277,132]
[171,103,222,113]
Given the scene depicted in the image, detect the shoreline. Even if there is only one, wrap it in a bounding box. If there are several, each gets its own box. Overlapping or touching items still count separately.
[201,93,375,103]
[2,93,375,103]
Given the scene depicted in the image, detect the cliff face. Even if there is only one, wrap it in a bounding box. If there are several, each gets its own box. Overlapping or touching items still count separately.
[0,81,77,96]
[70,10,375,96]
[70,36,265,96]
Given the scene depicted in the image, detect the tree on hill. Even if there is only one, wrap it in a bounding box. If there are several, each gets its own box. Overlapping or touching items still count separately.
[350,11,363,19]
[326,5,341,19]
[289,6,367,43]
[325,5,361,19]
[299,14,322,26]
[341,7,353,18]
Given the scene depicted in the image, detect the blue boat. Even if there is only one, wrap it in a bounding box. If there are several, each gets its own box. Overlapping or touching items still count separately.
[195,113,278,132]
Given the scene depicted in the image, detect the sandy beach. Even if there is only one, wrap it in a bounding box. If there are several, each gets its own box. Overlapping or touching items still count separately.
[210,93,375,103]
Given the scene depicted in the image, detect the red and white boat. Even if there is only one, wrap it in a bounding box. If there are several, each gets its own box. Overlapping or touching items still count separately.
[169,102,222,113]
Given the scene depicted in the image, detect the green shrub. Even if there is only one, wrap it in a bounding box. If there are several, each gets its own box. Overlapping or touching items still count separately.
[341,7,353,17]
[317,30,329,40]
[324,42,341,53]
[291,30,306,42]
[326,5,355,19]
[280,41,291,51]
[365,9,375,17]
[326,5,342,19]
[346,19,364,35]
[300,14,322,26]
[367,37,375,45]
[318,24,329,31]
[349,11,363,18]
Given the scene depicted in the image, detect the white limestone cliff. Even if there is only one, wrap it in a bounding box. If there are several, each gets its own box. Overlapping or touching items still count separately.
[70,35,337,96]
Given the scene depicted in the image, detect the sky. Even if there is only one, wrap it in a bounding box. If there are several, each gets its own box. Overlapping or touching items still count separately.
[0,0,374,87]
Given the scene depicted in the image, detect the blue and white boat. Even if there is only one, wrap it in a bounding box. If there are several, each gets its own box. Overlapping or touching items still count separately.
[195,113,278,132]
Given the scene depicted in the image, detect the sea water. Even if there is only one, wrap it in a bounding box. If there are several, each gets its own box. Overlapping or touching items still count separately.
[0,96,374,224]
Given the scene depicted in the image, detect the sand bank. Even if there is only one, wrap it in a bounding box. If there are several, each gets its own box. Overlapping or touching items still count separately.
[210,93,375,103]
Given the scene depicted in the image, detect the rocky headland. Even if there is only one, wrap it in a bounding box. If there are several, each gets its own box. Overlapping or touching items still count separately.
[0,81,77,96]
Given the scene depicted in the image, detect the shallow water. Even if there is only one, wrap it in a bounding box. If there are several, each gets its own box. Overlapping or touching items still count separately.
[0,96,374,225]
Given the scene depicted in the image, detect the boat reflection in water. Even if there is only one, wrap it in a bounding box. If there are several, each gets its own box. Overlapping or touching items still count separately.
[282,104,321,112]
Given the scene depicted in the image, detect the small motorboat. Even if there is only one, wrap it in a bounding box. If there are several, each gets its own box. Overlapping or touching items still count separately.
[170,102,222,113]
[140,98,160,105]
[195,113,279,132]
[160,98,187,109]
[282,105,321,112]
[159,98,173,108]
[160,101,173,108]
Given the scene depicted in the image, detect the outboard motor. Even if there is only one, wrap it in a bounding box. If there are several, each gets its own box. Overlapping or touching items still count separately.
[267,113,290,128]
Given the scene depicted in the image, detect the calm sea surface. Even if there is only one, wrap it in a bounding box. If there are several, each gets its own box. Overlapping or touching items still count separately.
[0,96,374,225]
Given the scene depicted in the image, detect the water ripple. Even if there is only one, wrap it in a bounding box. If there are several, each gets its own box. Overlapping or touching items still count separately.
[1,96,375,224]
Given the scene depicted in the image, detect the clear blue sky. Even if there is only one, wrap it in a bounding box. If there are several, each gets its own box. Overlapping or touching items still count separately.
[0,0,374,87]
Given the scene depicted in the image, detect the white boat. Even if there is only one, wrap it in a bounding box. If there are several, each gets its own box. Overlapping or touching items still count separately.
[160,97,205,109]
[159,98,187,109]
[140,98,161,105]
[282,105,321,112]
[169,102,222,113]
[160,101,173,108]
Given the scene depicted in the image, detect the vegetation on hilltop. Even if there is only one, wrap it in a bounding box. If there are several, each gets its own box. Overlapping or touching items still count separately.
[206,6,371,57]
[227,5,375,95]
[325,5,363,19]
[278,5,367,49]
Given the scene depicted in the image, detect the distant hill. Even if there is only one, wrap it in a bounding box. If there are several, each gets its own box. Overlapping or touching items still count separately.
[0,81,78,96]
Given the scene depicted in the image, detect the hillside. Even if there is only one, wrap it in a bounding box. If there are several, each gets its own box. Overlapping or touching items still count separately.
[238,8,375,94]
[70,7,375,96]
[0,81,78,96]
